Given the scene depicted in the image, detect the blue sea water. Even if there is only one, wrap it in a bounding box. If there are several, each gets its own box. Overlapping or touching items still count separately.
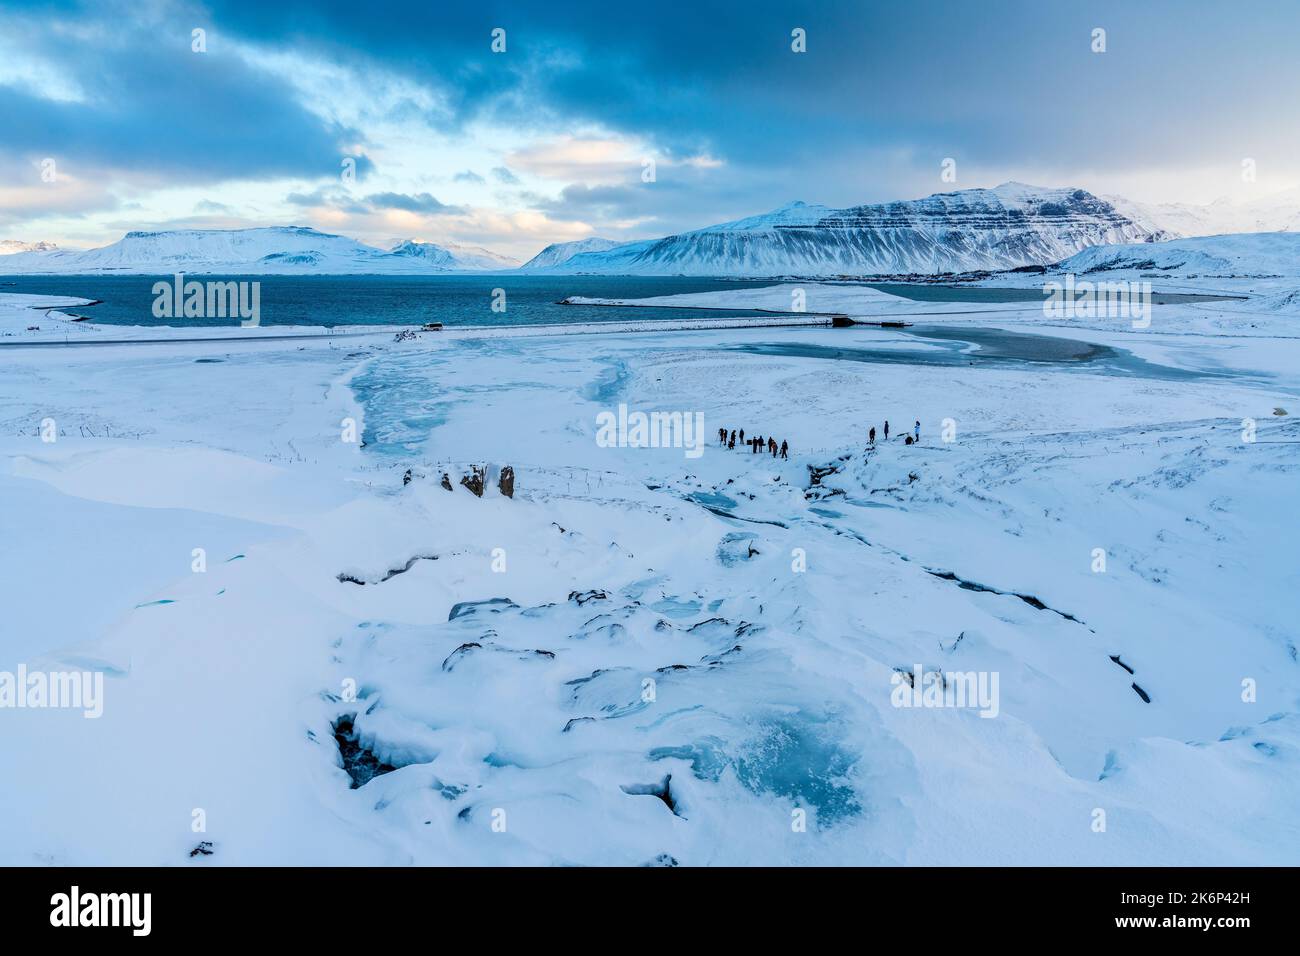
[0,274,785,328]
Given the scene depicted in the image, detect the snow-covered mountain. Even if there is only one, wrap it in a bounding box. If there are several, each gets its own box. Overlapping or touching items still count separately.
[390,239,520,271]
[1105,188,1300,239]
[0,239,58,255]
[538,184,1167,277]
[1056,231,1300,277]
[521,237,626,270]
[0,227,516,275]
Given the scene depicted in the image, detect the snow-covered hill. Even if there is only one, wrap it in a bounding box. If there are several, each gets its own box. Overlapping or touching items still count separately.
[0,227,516,275]
[540,184,1166,277]
[521,237,626,270]
[1106,189,1300,239]
[1057,231,1300,277]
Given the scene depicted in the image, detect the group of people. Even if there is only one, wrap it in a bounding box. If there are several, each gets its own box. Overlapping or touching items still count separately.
[711,419,919,460]
[719,427,789,460]
[867,419,922,446]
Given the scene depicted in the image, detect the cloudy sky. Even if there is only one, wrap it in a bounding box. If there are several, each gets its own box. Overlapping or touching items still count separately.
[3,0,1298,258]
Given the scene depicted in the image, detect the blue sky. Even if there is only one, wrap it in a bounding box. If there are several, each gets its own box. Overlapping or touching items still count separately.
[2,0,1298,258]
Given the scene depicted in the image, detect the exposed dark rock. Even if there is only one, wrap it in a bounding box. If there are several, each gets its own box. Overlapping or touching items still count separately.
[923,568,1088,626]
[688,617,729,632]
[441,642,482,671]
[807,463,840,486]
[569,589,609,606]
[460,465,486,497]
[189,841,214,858]
[336,553,438,586]
[448,597,518,621]
[333,715,397,789]
[499,465,515,498]
[440,473,453,491]
[620,774,683,817]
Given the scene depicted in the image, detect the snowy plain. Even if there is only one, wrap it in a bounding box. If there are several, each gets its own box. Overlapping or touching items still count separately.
[0,276,1296,866]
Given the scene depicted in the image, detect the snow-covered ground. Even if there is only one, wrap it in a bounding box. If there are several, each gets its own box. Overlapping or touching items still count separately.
[1,281,1296,866]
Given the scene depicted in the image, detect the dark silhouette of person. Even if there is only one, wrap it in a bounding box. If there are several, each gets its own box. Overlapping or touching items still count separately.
[768,437,777,456]
[739,429,745,444]
[751,436,758,454]
[719,427,727,445]
[869,426,876,444]
[780,440,788,459]
[728,432,736,449]
[884,420,890,441]
[914,420,920,442]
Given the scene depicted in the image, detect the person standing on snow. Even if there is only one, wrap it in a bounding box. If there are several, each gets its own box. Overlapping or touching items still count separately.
[780,440,788,459]
[869,426,876,445]
[884,420,890,441]
[914,420,920,442]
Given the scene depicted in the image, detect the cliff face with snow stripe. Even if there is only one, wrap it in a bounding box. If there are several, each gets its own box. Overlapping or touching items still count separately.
[538,184,1167,276]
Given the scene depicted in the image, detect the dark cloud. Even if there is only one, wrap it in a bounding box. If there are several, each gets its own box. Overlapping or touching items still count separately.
[194,0,1300,190]
[0,12,364,188]
[491,166,521,185]
[284,186,464,216]
[284,186,368,214]
[5,0,1299,235]
[364,192,463,214]
[193,199,235,215]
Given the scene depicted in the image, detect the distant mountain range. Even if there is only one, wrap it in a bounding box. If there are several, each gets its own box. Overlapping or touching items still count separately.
[4,182,1299,277]
[389,238,520,271]
[0,227,520,275]
[1104,189,1300,240]
[0,239,59,255]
